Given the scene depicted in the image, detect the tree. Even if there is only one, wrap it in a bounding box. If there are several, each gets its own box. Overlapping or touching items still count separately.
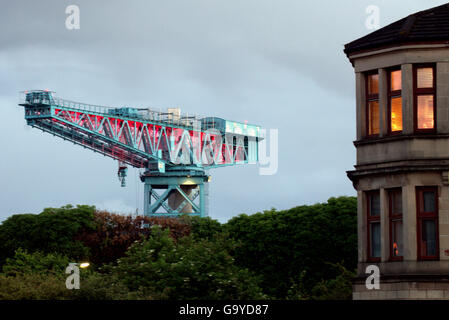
[224,196,357,298]
[308,263,355,300]
[0,205,95,266]
[75,211,191,265]
[183,215,223,240]
[0,198,358,300]
[103,227,265,300]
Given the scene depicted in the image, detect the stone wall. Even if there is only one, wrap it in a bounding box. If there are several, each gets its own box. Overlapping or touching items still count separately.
[353,277,449,300]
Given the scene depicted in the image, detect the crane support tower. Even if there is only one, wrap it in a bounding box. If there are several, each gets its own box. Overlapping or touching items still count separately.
[19,90,262,217]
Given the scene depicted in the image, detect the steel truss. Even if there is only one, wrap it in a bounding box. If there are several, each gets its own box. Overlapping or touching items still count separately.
[19,91,260,217]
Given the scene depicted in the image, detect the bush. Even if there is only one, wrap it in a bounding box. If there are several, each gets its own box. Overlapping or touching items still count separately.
[0,249,71,300]
[69,272,144,300]
[0,273,71,300]
[2,249,70,276]
[0,249,140,300]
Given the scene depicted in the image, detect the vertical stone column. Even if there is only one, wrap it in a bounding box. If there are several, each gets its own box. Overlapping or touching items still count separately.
[357,190,366,275]
[402,184,417,261]
[438,185,449,260]
[378,68,388,137]
[401,64,413,135]
[437,62,449,133]
[355,72,365,140]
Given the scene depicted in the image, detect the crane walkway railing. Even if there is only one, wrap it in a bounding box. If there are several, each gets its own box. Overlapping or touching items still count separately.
[20,91,220,131]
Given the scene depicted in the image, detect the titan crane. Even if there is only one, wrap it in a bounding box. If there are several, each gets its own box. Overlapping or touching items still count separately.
[19,90,261,217]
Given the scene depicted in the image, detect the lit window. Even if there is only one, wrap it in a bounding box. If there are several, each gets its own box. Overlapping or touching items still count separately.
[366,73,379,136]
[368,74,379,94]
[367,191,381,261]
[414,66,436,132]
[417,95,434,129]
[368,101,379,135]
[388,69,402,133]
[388,188,403,260]
[417,68,434,88]
[390,70,402,91]
[416,187,439,260]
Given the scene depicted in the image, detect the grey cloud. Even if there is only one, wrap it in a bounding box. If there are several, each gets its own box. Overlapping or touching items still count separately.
[1,0,446,222]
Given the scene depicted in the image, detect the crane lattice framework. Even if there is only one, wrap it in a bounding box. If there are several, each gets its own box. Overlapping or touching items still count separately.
[19,90,262,217]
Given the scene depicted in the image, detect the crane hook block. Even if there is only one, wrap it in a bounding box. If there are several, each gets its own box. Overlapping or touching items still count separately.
[117,165,128,187]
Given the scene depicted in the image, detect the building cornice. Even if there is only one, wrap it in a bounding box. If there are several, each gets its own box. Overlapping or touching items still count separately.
[347,42,449,60]
[353,133,449,147]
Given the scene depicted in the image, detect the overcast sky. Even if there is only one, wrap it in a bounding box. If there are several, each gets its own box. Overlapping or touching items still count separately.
[0,0,446,222]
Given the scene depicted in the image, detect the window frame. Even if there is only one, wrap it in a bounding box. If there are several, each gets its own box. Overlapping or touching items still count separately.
[413,64,436,133]
[365,71,380,138]
[366,190,381,262]
[388,188,403,261]
[387,67,403,135]
[416,186,439,261]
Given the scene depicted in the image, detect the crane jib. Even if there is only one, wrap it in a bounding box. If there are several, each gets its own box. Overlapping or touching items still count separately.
[19,90,262,218]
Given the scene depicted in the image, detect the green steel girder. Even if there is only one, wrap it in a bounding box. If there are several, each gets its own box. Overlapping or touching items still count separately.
[141,167,208,217]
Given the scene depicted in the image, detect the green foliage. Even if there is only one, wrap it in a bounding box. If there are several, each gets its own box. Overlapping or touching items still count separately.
[308,264,355,300]
[0,249,71,300]
[0,265,136,300]
[0,273,71,300]
[69,272,144,300]
[103,227,265,300]
[286,263,355,300]
[2,249,70,276]
[75,211,191,265]
[0,249,139,300]
[0,198,357,300]
[0,205,95,266]
[224,196,357,298]
[184,215,223,240]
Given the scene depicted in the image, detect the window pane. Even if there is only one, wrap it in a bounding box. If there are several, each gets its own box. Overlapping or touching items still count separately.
[423,191,436,212]
[368,74,379,95]
[391,190,402,215]
[417,67,433,88]
[390,97,402,132]
[421,220,437,256]
[371,222,381,258]
[417,95,434,129]
[392,220,403,257]
[368,101,379,135]
[391,70,401,91]
[369,193,380,216]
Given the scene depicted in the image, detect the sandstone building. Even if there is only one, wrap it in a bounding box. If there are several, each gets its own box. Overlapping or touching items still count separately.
[345,3,449,299]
